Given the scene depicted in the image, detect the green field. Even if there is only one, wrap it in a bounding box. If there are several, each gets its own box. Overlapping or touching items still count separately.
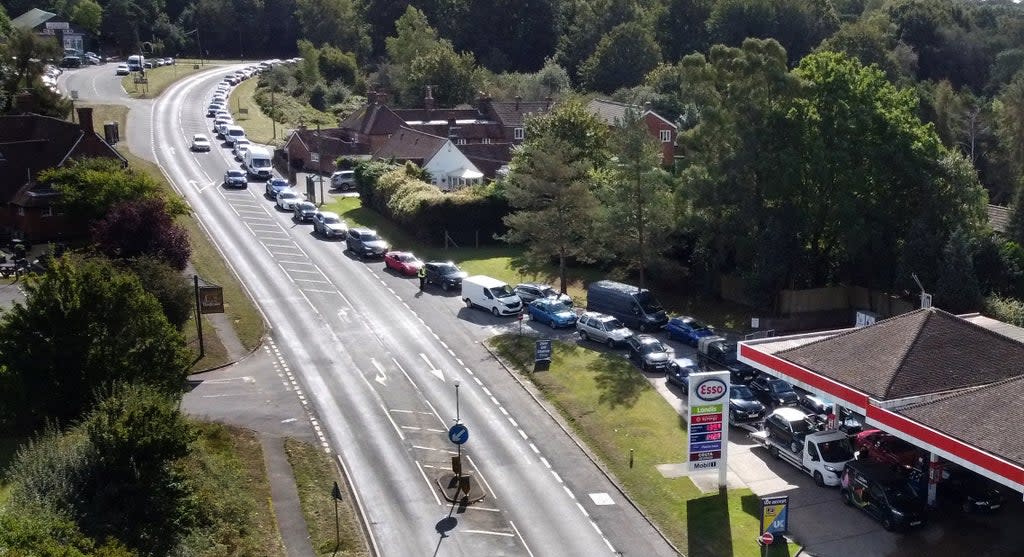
[490,335,797,557]
[230,77,284,146]
[121,59,217,99]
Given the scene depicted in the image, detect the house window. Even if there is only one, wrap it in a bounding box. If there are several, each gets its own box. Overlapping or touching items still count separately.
[41,206,53,217]
[457,138,467,145]
[482,137,492,144]
[16,207,24,216]
[514,127,524,140]
[660,129,672,143]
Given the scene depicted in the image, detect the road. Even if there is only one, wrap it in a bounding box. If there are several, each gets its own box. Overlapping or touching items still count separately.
[66,63,680,556]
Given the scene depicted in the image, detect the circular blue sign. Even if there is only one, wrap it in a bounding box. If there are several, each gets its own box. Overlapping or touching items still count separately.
[694,378,728,402]
[448,423,469,445]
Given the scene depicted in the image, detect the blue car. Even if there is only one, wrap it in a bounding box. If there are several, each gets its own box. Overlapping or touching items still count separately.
[265,177,290,199]
[527,299,578,328]
[666,357,700,389]
[665,316,715,346]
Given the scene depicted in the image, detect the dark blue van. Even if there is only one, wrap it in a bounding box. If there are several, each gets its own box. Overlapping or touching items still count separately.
[586,280,668,332]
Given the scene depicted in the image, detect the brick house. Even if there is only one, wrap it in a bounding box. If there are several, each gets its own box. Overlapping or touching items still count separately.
[586,99,678,167]
[0,106,126,243]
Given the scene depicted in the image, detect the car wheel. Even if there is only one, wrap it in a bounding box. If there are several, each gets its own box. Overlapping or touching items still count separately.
[548,319,556,329]
[813,471,825,487]
[641,361,649,372]
[769,446,780,459]
[464,298,472,308]
[606,338,615,349]
[881,517,895,532]
[442,282,450,291]
[491,307,499,316]
[579,330,589,341]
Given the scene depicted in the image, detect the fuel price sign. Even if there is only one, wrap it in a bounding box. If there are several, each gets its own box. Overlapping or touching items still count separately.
[687,371,731,473]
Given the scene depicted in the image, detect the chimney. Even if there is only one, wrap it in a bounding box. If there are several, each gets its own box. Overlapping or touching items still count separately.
[77,107,94,134]
[544,96,553,110]
[447,112,456,128]
[424,85,435,111]
[14,91,35,114]
[514,95,521,110]
[643,101,652,113]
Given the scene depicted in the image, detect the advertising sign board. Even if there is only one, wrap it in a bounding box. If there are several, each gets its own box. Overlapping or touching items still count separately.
[760,495,790,540]
[687,371,730,478]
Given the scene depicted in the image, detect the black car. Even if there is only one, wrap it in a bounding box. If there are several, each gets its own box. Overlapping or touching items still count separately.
[223,169,247,188]
[345,228,388,259]
[292,201,317,222]
[423,261,467,291]
[626,335,672,372]
[729,384,767,424]
[841,460,927,531]
[928,465,1004,513]
[749,375,799,408]
[665,357,699,389]
[764,407,816,453]
[794,386,831,415]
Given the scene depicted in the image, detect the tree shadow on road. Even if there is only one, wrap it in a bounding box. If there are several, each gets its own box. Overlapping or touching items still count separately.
[591,352,649,409]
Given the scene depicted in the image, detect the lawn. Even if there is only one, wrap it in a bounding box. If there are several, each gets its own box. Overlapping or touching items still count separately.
[230,77,283,146]
[117,148,265,368]
[489,335,797,557]
[285,438,369,557]
[121,59,217,99]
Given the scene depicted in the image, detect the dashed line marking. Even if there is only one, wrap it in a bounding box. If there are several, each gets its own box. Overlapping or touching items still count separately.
[529,443,540,454]
[576,502,590,517]
[517,429,528,440]
[540,457,551,469]
[499,407,509,416]
[563,486,575,499]
[455,358,464,366]
[482,386,493,397]
[490,397,500,406]
[473,376,483,386]
[507,417,518,428]
[551,471,563,484]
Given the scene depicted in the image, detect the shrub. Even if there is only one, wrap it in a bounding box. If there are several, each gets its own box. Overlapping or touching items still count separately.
[983,294,1024,327]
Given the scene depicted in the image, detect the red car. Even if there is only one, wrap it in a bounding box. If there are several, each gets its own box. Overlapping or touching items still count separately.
[854,429,923,468]
[384,251,423,276]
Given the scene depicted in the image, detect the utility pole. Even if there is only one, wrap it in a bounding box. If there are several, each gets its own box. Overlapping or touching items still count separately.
[317,122,324,205]
[270,87,276,139]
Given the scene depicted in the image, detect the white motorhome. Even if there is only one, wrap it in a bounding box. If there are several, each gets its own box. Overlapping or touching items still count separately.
[127,54,144,72]
[244,146,273,179]
[462,275,523,316]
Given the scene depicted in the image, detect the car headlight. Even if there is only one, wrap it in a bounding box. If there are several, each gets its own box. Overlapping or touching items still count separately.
[890,510,904,518]
[824,465,838,473]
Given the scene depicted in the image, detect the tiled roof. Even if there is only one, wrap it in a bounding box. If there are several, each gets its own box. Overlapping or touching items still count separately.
[899,375,1024,467]
[0,114,91,203]
[989,204,1010,234]
[287,128,368,157]
[373,127,447,163]
[338,104,407,137]
[587,99,632,126]
[778,307,1024,399]
[11,8,56,29]
[458,143,513,178]
[483,100,551,128]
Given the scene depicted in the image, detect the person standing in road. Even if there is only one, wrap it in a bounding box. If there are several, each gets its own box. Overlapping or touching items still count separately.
[418,266,426,290]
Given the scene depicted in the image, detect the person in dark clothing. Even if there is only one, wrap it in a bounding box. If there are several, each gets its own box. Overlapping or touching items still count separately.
[418,266,426,290]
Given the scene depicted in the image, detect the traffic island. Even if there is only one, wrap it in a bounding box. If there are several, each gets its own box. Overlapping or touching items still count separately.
[435,472,487,504]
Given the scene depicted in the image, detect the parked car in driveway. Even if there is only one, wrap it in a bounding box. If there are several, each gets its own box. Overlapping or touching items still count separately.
[576,312,633,347]
[626,334,672,372]
[293,201,317,222]
[527,299,577,328]
[191,134,211,152]
[330,170,356,190]
[265,177,290,199]
[223,169,247,188]
[854,429,923,468]
[841,460,927,531]
[276,190,302,211]
[346,228,389,259]
[313,211,347,238]
[384,251,423,276]
[665,316,715,346]
[749,375,799,408]
[423,261,466,291]
[728,383,767,424]
[666,357,699,389]
[514,283,572,307]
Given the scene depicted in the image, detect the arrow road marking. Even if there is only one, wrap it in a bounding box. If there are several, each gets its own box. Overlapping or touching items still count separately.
[419,353,445,382]
[371,358,387,386]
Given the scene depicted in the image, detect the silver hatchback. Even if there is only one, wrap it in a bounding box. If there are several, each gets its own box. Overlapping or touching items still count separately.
[576,311,634,348]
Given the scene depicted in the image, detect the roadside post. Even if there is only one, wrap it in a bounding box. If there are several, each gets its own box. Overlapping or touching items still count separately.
[534,339,552,372]
[448,381,469,482]
[193,275,225,359]
[331,481,342,551]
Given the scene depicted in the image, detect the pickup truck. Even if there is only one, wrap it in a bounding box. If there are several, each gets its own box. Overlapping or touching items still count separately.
[751,429,856,487]
[697,336,759,383]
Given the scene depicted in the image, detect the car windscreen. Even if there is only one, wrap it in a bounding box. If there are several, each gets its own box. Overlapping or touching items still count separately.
[602,318,624,330]
[360,232,381,241]
[731,385,754,399]
[438,264,460,275]
[686,318,709,330]
[322,215,340,223]
[539,286,558,297]
[790,418,814,434]
[251,158,270,168]
[397,254,416,262]
[635,291,663,313]
[641,340,666,354]
[226,170,244,177]
[818,438,855,462]
[769,380,795,394]
[490,285,515,298]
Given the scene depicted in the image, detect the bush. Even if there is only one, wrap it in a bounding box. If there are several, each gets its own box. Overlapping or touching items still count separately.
[983,294,1024,327]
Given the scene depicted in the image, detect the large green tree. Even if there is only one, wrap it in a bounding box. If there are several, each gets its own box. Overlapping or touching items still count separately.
[707,0,840,64]
[579,21,662,94]
[0,28,68,116]
[42,158,174,226]
[294,0,370,61]
[70,0,103,35]
[0,255,190,431]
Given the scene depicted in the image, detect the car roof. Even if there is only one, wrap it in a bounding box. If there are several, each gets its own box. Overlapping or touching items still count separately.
[769,407,810,421]
[297,201,315,207]
[226,169,244,175]
[193,134,207,139]
[317,211,339,218]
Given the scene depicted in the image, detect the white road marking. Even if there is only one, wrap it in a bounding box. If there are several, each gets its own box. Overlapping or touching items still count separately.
[509,521,536,557]
[414,461,442,506]
[462,530,514,537]
[381,403,406,440]
[291,278,331,284]
[371,358,387,386]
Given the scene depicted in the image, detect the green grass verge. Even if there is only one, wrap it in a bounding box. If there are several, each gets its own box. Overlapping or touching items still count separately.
[121,59,219,99]
[180,422,285,555]
[285,439,369,557]
[489,335,798,557]
[230,77,284,146]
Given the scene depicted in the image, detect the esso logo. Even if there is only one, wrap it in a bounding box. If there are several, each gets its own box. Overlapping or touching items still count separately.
[695,379,727,402]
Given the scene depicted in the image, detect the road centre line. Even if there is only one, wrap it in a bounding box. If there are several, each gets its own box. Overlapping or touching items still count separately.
[576,502,590,518]
[381,403,406,441]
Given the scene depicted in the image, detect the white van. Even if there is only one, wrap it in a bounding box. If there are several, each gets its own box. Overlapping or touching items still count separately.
[244,146,273,179]
[223,125,246,146]
[462,275,523,316]
[127,54,144,72]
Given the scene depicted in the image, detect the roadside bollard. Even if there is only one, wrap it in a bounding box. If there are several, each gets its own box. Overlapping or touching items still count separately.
[629,449,634,468]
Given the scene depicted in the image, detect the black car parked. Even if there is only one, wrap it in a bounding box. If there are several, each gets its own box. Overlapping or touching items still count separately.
[906,464,1004,514]
[794,386,831,415]
[345,228,388,259]
[626,335,672,372]
[749,375,799,408]
[728,384,767,424]
[423,261,467,291]
[841,460,927,531]
[764,407,816,453]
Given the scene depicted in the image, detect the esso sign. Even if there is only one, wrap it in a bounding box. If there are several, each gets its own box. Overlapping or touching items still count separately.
[695,378,728,402]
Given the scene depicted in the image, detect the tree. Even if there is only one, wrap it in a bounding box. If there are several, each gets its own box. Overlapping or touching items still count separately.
[385,6,439,68]
[42,158,166,225]
[597,109,675,288]
[556,0,640,81]
[0,27,68,116]
[402,43,478,107]
[127,257,194,329]
[446,0,560,73]
[935,228,983,312]
[70,0,103,35]
[523,98,611,166]
[994,77,1024,186]
[295,39,321,86]
[502,137,600,293]
[0,3,12,38]
[657,0,712,62]
[818,14,918,84]
[579,22,662,94]
[707,0,840,64]
[294,0,370,61]
[0,255,190,431]
[318,44,357,84]
[92,198,191,270]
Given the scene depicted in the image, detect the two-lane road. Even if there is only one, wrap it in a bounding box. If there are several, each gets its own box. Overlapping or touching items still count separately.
[76,62,679,557]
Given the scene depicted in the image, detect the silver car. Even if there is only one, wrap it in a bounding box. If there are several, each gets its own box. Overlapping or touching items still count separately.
[576,311,634,348]
[313,211,347,238]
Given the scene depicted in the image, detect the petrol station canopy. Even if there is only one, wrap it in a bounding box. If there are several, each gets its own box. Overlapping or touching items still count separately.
[739,307,1024,495]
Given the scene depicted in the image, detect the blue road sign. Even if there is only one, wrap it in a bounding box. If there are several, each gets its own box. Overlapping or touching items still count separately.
[448,423,469,445]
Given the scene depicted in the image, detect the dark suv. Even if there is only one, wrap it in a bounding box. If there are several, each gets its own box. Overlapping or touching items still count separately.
[840,460,927,531]
[764,407,816,453]
[345,228,388,259]
[423,261,467,291]
[626,335,672,372]
[749,375,799,408]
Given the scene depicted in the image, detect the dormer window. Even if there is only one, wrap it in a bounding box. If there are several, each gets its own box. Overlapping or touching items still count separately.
[514,127,524,140]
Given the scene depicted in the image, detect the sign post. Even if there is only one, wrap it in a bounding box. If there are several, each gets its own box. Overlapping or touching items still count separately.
[686,370,731,487]
[759,495,789,548]
[193,275,225,359]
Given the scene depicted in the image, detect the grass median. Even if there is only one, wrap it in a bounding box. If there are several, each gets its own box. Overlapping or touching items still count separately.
[121,59,217,99]
[489,334,797,557]
[285,439,369,557]
[230,77,283,146]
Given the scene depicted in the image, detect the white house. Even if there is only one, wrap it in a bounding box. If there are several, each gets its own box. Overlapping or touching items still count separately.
[372,127,483,191]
